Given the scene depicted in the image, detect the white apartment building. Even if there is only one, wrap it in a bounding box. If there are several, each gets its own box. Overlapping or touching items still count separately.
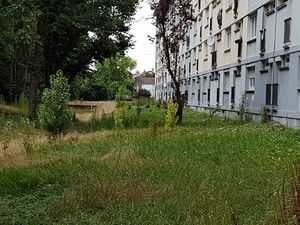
[155,0,300,127]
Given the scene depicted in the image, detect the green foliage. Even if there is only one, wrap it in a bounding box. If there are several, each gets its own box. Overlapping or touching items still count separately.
[165,101,178,131]
[0,95,5,105]
[38,71,72,135]
[239,93,251,122]
[261,106,271,124]
[2,111,300,224]
[114,106,124,129]
[89,113,115,131]
[93,54,136,100]
[17,93,29,111]
[0,0,139,113]
[90,101,166,131]
[70,75,108,101]
[0,115,35,151]
[208,106,221,117]
[134,89,152,99]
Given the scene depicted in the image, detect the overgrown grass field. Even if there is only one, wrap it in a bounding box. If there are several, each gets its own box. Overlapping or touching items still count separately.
[1,105,300,224]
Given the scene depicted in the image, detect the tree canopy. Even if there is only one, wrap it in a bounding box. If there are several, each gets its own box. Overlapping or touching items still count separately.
[0,0,139,118]
[71,54,136,101]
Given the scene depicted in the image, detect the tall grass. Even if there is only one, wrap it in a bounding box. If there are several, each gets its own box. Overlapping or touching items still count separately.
[1,110,300,224]
[90,101,166,131]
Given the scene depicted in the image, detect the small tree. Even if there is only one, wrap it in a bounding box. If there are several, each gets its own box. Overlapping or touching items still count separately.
[93,54,136,100]
[165,100,178,131]
[150,0,193,125]
[38,71,72,135]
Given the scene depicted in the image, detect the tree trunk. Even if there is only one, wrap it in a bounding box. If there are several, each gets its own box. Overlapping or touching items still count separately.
[28,43,43,120]
[176,95,184,125]
[173,80,184,125]
[28,73,39,119]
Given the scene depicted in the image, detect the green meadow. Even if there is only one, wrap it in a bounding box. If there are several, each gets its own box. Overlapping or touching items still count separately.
[1,106,300,224]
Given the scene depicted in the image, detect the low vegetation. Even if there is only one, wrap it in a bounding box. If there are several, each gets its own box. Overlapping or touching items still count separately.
[1,100,300,224]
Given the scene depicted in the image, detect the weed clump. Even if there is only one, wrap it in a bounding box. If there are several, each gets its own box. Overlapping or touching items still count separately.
[165,100,178,131]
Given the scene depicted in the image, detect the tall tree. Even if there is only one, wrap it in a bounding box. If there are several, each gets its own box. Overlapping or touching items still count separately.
[0,0,139,118]
[150,0,193,124]
[93,54,136,99]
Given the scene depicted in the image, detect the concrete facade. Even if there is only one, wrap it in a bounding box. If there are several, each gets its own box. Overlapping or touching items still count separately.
[155,0,300,128]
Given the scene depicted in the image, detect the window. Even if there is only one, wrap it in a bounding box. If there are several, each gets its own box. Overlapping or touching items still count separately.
[225,28,232,49]
[206,16,209,28]
[284,18,291,44]
[216,32,222,42]
[207,88,211,103]
[260,29,266,54]
[212,51,217,69]
[235,37,243,58]
[272,84,278,106]
[204,43,208,58]
[231,86,235,104]
[266,84,272,105]
[249,14,257,39]
[266,84,279,106]
[224,72,230,92]
[234,0,239,15]
[199,26,203,41]
[186,36,190,50]
[265,0,275,15]
[247,66,255,90]
[277,0,288,8]
[227,0,233,9]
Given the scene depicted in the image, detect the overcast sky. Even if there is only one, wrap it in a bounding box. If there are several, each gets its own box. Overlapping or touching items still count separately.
[127,1,156,73]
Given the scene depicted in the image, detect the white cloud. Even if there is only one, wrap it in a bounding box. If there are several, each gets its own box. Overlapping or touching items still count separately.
[127,1,156,73]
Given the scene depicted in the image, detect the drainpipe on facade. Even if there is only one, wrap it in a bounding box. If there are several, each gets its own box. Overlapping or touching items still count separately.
[270,5,278,117]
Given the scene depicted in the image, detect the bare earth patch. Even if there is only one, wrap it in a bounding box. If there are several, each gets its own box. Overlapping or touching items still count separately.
[69,101,116,122]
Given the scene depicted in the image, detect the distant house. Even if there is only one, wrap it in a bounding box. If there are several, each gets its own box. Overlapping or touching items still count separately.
[133,71,155,97]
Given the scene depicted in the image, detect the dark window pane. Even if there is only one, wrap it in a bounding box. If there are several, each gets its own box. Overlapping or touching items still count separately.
[266,84,272,105]
[284,18,291,43]
[207,88,210,102]
[231,86,235,103]
[272,83,279,106]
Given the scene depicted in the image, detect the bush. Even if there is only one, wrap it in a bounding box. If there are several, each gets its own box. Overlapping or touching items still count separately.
[114,106,124,129]
[90,113,115,131]
[17,93,28,112]
[38,71,72,135]
[165,101,178,131]
[89,105,166,131]
[134,89,151,99]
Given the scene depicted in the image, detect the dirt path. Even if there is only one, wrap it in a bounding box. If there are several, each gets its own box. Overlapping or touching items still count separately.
[69,101,116,122]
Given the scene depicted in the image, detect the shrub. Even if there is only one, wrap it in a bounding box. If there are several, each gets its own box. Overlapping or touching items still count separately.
[38,71,72,135]
[261,106,271,124]
[165,101,178,131]
[17,93,28,112]
[134,89,151,99]
[90,113,114,131]
[114,106,124,129]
